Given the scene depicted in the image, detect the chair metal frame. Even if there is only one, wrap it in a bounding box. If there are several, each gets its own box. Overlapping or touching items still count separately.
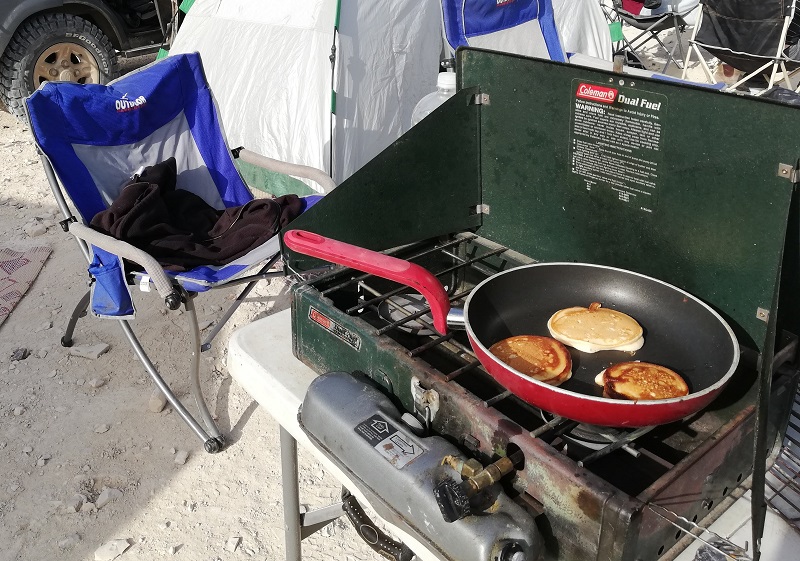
[35,128,334,454]
[602,0,699,73]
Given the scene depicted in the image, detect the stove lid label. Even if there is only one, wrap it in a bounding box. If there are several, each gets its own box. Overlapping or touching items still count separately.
[309,306,361,351]
[569,78,666,214]
[355,414,425,469]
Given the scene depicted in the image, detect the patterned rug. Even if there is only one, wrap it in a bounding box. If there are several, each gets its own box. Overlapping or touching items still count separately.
[0,246,52,328]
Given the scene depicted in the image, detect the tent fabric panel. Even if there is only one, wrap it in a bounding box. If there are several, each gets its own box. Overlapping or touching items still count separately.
[172,20,334,180]
[214,0,333,26]
[553,0,612,61]
[170,0,611,187]
[331,0,443,182]
[170,1,338,180]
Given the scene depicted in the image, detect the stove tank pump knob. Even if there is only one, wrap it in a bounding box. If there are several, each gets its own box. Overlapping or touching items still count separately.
[410,71,456,126]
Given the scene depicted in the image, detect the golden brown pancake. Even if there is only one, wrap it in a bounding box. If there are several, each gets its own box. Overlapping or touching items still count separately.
[489,335,572,385]
[541,368,572,386]
[548,302,644,353]
[596,361,689,401]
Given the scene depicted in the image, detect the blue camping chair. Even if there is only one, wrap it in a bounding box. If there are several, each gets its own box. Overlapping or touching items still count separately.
[25,53,333,453]
[441,0,566,62]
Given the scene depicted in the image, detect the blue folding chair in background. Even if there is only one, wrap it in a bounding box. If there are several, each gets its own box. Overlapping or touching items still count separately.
[441,0,567,61]
[25,53,333,453]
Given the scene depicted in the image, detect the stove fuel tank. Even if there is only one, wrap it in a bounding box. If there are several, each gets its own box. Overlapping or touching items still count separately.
[299,371,542,561]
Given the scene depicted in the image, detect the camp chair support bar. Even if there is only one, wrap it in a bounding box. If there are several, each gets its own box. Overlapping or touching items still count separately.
[200,255,282,352]
[214,269,286,288]
[118,317,224,452]
[182,289,223,442]
[60,290,91,348]
[57,288,225,452]
[237,148,336,194]
[623,13,687,72]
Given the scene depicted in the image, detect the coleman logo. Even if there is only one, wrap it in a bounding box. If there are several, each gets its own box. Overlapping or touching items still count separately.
[576,83,617,104]
[309,307,331,329]
[496,0,515,5]
[309,307,362,351]
[115,93,147,112]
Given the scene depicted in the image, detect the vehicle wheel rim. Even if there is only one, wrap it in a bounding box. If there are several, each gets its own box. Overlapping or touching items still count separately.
[34,42,100,86]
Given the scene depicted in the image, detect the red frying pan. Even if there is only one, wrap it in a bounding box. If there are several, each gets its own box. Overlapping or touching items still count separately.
[284,230,740,427]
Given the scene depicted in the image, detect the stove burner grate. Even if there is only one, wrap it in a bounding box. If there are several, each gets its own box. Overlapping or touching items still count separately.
[318,234,682,470]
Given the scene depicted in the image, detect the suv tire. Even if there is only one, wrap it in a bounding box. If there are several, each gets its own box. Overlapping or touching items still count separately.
[0,13,119,119]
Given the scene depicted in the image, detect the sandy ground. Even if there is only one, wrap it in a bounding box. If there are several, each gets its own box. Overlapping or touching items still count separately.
[0,100,379,561]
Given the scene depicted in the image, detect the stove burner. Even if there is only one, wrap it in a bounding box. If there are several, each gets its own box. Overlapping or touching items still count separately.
[540,412,627,449]
[377,293,435,335]
[568,423,630,449]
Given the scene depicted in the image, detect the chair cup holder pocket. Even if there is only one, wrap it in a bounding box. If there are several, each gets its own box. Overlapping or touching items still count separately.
[88,256,135,319]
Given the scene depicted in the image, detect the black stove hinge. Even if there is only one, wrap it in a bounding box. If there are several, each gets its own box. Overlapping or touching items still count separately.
[341,489,414,561]
[434,451,524,523]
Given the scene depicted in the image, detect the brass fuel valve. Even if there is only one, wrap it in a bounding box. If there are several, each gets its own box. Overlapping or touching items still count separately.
[434,452,521,523]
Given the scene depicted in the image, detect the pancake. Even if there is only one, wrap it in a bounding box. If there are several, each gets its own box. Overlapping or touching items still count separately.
[547,302,644,353]
[595,361,689,401]
[541,368,572,386]
[489,335,572,385]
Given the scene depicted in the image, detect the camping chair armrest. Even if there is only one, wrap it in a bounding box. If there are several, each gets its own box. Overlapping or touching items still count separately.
[68,223,178,305]
[237,148,336,194]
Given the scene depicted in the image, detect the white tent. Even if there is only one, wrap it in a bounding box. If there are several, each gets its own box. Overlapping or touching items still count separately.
[171,0,611,188]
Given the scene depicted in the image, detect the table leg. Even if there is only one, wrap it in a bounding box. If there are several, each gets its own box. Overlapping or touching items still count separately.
[280,426,302,561]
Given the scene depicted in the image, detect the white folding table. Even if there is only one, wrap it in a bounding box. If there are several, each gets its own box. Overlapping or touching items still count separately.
[228,309,800,561]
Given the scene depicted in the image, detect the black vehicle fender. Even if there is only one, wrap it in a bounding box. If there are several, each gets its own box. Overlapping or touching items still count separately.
[0,0,130,57]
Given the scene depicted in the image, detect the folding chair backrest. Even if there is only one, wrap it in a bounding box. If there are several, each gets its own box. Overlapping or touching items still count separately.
[26,53,252,222]
[694,0,795,64]
[441,0,566,62]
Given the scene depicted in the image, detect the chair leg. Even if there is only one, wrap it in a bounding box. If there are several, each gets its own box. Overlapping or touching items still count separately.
[117,317,225,453]
[673,19,687,69]
[201,253,282,352]
[60,290,91,347]
[201,277,260,352]
[183,292,224,441]
[646,30,682,73]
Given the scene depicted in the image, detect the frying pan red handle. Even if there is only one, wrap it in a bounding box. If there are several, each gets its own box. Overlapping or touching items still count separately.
[284,230,451,334]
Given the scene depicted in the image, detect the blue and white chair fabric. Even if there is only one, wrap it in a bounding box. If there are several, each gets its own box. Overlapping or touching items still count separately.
[27,53,322,301]
[25,52,329,452]
[441,0,567,62]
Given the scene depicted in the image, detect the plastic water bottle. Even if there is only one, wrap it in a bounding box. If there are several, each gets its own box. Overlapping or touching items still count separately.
[411,72,457,126]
